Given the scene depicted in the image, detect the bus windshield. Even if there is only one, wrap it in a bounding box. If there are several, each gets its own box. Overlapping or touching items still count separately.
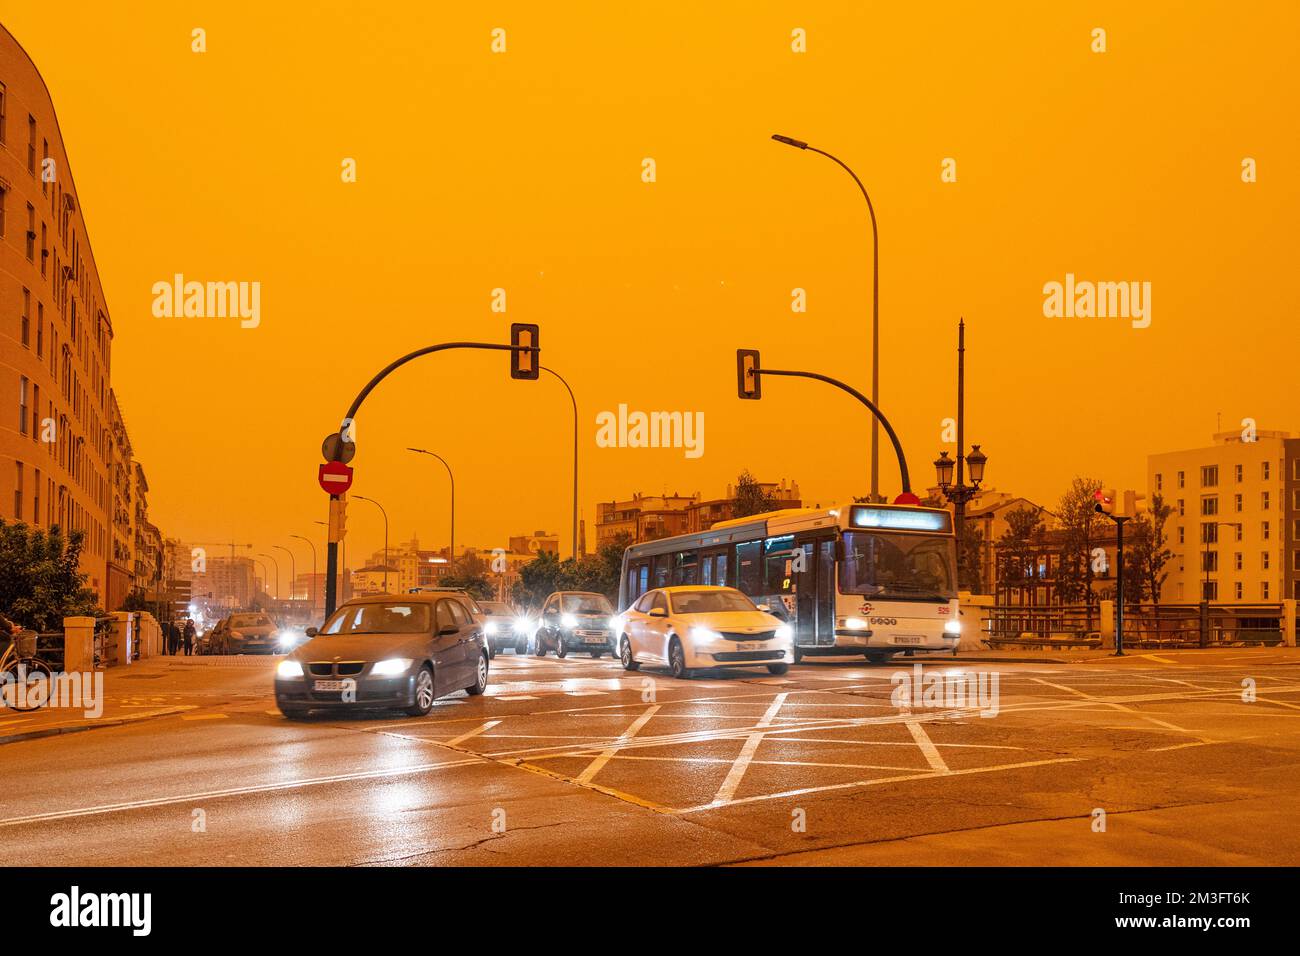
[839,531,956,602]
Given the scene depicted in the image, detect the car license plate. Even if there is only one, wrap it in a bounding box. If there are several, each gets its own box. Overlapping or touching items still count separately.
[738,641,765,652]
[894,635,923,645]
[313,680,349,691]
[583,636,607,644]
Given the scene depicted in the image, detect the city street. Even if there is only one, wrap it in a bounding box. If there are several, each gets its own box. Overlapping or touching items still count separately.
[3,648,1298,867]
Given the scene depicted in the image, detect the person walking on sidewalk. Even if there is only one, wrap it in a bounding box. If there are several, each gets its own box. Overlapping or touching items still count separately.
[166,620,180,656]
[182,619,196,656]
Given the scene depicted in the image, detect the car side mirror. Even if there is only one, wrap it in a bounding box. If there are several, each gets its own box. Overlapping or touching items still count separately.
[648,607,667,618]
[439,625,460,636]
[305,627,319,637]
[756,604,771,613]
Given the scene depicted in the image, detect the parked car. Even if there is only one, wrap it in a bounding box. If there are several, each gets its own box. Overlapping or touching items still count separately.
[203,617,229,655]
[274,592,489,719]
[478,601,525,657]
[218,612,281,655]
[614,586,792,679]
[534,591,617,658]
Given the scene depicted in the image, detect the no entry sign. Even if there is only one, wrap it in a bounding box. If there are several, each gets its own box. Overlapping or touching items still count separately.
[318,460,354,495]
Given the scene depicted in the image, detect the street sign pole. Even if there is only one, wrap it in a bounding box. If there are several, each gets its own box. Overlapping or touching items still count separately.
[324,520,339,617]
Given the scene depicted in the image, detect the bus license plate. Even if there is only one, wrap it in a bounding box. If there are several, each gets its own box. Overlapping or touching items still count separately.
[314,680,349,691]
[894,635,923,645]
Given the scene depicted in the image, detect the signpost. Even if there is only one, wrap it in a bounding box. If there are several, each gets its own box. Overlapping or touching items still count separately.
[317,460,354,495]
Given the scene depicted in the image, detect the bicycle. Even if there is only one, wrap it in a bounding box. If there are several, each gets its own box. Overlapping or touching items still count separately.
[1,632,54,712]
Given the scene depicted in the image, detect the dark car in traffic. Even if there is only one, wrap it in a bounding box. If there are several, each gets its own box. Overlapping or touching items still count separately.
[274,593,489,719]
[533,591,617,658]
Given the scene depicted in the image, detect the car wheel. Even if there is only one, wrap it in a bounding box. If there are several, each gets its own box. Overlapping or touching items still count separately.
[791,645,804,664]
[766,663,790,675]
[515,638,528,654]
[279,704,310,720]
[465,653,488,695]
[590,649,603,659]
[405,665,436,716]
[486,641,496,660]
[555,637,567,659]
[620,637,640,671]
[668,638,691,680]
[533,633,548,657]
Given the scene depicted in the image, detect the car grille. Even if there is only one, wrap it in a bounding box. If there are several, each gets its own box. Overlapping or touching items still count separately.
[307,662,366,677]
[718,630,777,642]
[713,650,784,662]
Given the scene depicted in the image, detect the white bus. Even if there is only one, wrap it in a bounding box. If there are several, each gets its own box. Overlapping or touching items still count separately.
[617,502,961,662]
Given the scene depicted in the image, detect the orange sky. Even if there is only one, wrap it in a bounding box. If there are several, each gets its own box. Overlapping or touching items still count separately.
[3,2,1296,574]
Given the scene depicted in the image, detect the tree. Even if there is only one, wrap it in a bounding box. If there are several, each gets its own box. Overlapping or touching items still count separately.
[732,470,779,519]
[0,520,100,631]
[1055,478,1105,624]
[512,550,565,610]
[509,534,632,610]
[996,506,1045,601]
[1129,494,1174,608]
[957,519,985,593]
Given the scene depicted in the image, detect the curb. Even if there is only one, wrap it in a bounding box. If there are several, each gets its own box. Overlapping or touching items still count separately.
[0,706,191,746]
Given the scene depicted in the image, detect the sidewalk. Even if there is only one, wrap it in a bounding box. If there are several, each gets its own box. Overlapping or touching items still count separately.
[0,654,277,746]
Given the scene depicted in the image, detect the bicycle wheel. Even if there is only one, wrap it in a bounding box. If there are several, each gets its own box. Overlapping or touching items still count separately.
[2,657,54,711]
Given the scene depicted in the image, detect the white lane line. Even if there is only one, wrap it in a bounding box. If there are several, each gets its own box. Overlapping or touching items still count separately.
[181,713,228,721]
[495,695,538,701]
[576,705,660,784]
[710,693,788,807]
[0,757,489,829]
[446,720,502,746]
[905,720,949,772]
[1032,677,1191,733]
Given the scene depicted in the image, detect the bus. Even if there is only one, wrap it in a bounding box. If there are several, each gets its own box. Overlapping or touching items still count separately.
[617,502,961,662]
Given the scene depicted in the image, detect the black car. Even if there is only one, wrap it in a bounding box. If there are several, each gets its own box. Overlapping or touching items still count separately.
[274,593,489,719]
[479,601,525,657]
[533,591,616,659]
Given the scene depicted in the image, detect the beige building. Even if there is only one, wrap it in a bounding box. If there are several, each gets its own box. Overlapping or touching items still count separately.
[0,24,119,601]
[596,480,801,547]
[1149,429,1300,603]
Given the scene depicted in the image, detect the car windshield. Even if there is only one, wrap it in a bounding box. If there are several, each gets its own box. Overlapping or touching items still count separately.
[229,614,271,628]
[839,531,957,602]
[480,603,510,615]
[670,590,757,614]
[320,603,431,635]
[562,594,613,614]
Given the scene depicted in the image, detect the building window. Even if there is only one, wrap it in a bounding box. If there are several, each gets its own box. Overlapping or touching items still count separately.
[1201,496,1218,516]
[1235,524,1244,541]
[1177,499,1185,516]
[1203,580,1217,601]
[0,82,6,143]
[1234,581,1243,600]
[1178,526,1185,544]
[21,288,30,346]
[41,139,48,195]
[1177,470,1185,488]
[1263,521,1271,540]
[1262,461,1271,481]
[1293,459,1300,480]
[36,303,43,357]
[25,203,34,259]
[1202,550,1218,573]
[19,376,29,435]
[1155,473,1163,492]
[1201,465,1218,487]
[1261,581,1270,600]
[1262,551,1270,570]
[1234,493,1242,512]
[1262,491,1270,511]
[1235,463,1243,482]
[32,468,40,525]
[13,462,22,519]
[1234,552,1243,571]
[27,115,36,175]
[1202,522,1218,545]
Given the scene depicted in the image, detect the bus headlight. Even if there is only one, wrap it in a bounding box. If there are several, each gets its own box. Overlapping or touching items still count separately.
[944,620,962,635]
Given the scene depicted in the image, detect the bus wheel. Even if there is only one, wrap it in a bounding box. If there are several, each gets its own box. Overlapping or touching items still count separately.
[766,663,789,675]
[865,651,889,664]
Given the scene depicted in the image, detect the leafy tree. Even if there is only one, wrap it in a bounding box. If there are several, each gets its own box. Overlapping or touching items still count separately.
[509,535,632,610]
[0,520,100,631]
[732,470,779,519]
[1055,478,1105,625]
[512,550,565,610]
[996,506,1045,600]
[437,573,494,601]
[957,519,985,593]
[1129,494,1174,608]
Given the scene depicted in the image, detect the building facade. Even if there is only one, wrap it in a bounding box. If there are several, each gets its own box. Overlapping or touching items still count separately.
[0,25,117,600]
[1149,429,1300,603]
[595,480,801,548]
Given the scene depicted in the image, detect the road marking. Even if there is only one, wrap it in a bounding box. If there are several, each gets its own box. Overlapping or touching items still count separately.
[1141,654,1179,664]
[181,713,228,721]
[565,690,607,697]
[445,720,502,746]
[710,693,787,807]
[576,705,660,784]
[1032,677,1191,733]
[906,720,949,772]
[495,695,538,701]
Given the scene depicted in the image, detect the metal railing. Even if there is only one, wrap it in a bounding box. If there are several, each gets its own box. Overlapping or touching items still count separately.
[978,602,1288,649]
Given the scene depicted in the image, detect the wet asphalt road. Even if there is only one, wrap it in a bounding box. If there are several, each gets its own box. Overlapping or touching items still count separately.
[2,648,1298,866]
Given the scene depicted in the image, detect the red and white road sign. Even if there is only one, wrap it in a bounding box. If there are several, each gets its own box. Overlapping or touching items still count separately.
[318,460,354,495]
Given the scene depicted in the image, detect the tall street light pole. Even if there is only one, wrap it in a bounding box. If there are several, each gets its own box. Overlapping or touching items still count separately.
[289,534,317,620]
[257,553,280,602]
[772,134,881,501]
[407,449,455,574]
[933,320,989,590]
[353,495,390,593]
[541,366,579,559]
[272,545,297,610]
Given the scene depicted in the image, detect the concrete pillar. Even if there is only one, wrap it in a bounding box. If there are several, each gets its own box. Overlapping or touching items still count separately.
[109,611,134,666]
[1099,600,1115,649]
[1283,600,1296,648]
[63,616,96,673]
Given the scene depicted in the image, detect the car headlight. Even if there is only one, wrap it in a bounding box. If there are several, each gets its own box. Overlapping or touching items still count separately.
[561,613,578,628]
[277,631,298,647]
[371,658,413,677]
[276,660,303,679]
[691,627,722,643]
[775,624,793,641]
[944,619,962,635]
[609,616,620,631]
[484,620,499,635]
[512,618,530,633]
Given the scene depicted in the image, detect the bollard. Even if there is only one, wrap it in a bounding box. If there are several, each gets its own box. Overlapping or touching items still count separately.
[109,611,134,666]
[1099,600,1115,649]
[1284,600,1296,648]
[63,616,97,673]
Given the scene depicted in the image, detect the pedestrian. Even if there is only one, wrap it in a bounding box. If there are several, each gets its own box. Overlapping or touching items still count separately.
[167,620,180,655]
[183,619,195,656]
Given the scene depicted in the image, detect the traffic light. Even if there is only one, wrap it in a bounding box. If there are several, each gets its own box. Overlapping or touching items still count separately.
[1093,488,1116,514]
[510,323,539,380]
[328,496,348,543]
[736,349,761,400]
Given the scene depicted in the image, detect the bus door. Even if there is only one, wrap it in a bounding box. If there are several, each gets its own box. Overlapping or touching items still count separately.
[792,533,837,647]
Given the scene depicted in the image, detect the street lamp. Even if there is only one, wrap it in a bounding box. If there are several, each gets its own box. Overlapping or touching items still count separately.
[934,446,989,582]
[272,544,296,609]
[353,495,390,593]
[772,133,881,501]
[289,534,317,619]
[407,449,455,575]
[257,552,280,601]
[541,366,579,560]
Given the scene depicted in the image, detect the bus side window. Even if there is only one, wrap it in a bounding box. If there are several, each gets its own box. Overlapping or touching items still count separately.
[638,564,649,594]
[702,556,712,586]
[716,554,728,587]
[736,541,762,596]
[653,555,670,589]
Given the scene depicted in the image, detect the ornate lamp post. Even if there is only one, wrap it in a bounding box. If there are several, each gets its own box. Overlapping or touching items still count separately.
[934,445,988,587]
